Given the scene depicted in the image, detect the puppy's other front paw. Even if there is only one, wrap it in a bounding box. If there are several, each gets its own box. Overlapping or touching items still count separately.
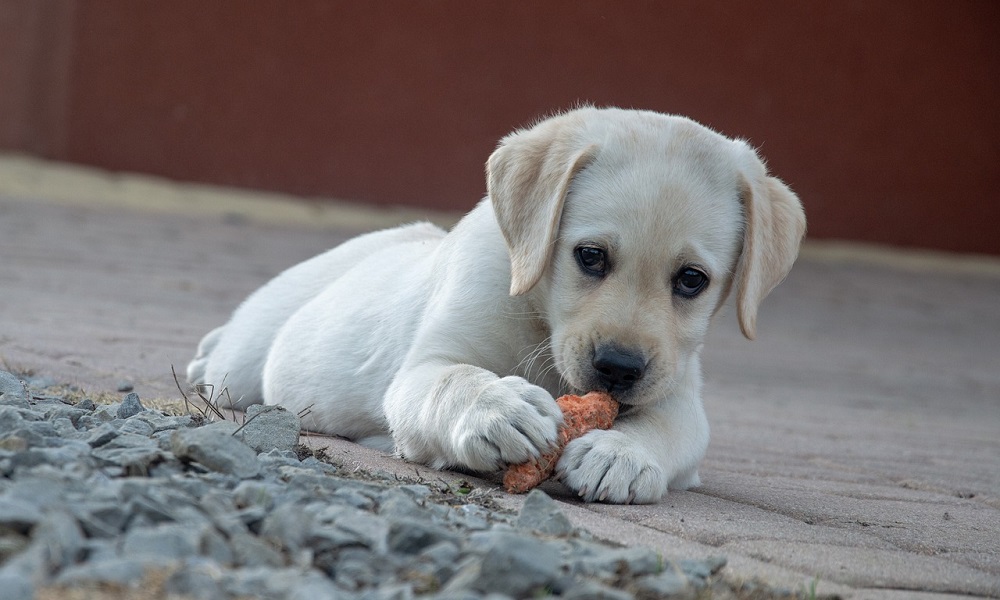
[557,429,667,504]
[451,376,562,472]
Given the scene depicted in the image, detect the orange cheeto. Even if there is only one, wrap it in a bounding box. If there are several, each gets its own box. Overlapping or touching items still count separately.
[503,391,619,493]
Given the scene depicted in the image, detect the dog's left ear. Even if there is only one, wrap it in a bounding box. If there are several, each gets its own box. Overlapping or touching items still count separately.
[734,148,807,340]
[487,116,597,296]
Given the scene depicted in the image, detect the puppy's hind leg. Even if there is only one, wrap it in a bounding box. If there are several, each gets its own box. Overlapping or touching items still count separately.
[186,325,226,385]
[199,221,448,411]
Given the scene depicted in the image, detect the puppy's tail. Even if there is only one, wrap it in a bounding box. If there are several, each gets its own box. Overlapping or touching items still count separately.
[186,325,226,385]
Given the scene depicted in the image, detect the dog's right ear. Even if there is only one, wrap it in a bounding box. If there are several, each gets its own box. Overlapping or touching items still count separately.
[487,117,597,296]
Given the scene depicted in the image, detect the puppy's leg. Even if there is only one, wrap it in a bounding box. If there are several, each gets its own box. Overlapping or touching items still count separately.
[187,325,226,385]
[556,379,709,504]
[384,364,563,473]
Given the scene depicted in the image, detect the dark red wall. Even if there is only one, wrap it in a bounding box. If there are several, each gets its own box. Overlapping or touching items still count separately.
[3,1,998,254]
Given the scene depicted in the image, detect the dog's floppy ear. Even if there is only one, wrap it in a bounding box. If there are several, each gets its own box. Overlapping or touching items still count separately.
[734,150,807,340]
[487,117,597,296]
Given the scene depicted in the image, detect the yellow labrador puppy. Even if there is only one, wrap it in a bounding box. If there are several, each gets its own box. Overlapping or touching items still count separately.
[188,107,805,503]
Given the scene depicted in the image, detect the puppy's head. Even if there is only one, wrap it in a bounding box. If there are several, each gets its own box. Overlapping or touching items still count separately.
[488,107,806,406]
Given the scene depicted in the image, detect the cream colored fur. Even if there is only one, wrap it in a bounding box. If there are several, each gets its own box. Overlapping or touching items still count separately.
[187,107,805,504]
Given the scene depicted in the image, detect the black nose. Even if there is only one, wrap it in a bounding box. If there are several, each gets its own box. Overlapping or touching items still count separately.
[592,346,646,392]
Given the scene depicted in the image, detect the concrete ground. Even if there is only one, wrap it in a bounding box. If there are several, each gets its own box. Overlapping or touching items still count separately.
[1,155,998,599]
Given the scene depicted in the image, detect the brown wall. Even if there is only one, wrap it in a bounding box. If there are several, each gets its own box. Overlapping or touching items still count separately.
[3,1,998,254]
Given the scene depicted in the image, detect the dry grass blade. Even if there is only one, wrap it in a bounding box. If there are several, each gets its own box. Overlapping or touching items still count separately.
[171,364,228,421]
[171,364,199,418]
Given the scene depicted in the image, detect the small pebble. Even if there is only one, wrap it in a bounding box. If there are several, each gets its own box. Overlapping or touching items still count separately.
[516,488,575,536]
[0,372,30,405]
[236,404,300,453]
[116,392,145,419]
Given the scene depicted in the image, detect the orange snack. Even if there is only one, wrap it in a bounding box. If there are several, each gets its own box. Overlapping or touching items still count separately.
[503,391,619,493]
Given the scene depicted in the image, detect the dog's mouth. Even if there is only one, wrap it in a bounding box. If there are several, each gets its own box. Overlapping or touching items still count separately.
[567,384,637,416]
[558,347,655,414]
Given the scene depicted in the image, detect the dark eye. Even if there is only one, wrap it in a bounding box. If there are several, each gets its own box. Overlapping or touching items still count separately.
[673,267,709,297]
[575,246,607,276]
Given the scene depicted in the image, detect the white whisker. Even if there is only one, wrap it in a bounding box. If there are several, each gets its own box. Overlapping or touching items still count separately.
[514,336,557,383]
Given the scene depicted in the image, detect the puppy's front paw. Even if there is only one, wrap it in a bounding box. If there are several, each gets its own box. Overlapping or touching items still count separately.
[557,429,667,504]
[451,376,562,472]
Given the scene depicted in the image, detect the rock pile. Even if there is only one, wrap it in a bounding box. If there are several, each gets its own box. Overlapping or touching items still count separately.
[0,370,739,599]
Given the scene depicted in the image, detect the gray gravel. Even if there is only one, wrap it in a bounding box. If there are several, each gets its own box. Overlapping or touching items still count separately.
[0,370,793,599]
